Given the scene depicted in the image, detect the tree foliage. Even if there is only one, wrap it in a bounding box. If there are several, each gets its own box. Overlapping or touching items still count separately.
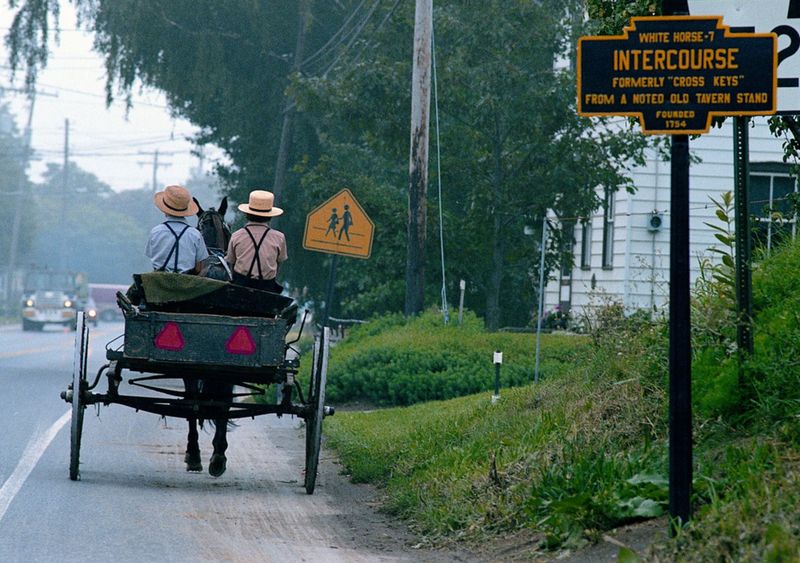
[30,162,149,282]
[0,96,35,270]
[296,0,650,328]
[6,1,650,326]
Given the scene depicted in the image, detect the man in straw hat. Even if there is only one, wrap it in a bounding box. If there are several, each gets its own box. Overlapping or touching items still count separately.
[225,189,287,293]
[146,184,209,274]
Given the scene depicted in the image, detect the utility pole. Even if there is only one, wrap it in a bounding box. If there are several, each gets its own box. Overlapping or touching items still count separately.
[5,87,57,310]
[272,0,312,210]
[59,118,70,270]
[138,149,174,194]
[138,149,173,222]
[405,0,432,316]
[6,93,36,310]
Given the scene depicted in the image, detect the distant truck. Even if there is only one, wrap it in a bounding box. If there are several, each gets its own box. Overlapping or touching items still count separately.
[89,283,130,322]
[21,270,97,331]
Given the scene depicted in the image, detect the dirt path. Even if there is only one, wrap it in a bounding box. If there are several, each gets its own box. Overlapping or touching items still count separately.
[179,414,476,562]
[186,412,666,562]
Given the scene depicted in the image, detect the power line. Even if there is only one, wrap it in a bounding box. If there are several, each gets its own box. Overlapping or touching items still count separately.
[320,0,382,78]
[302,0,369,68]
[341,0,402,75]
[0,74,172,109]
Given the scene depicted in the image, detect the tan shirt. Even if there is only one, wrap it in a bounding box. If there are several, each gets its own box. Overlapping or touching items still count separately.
[225,223,287,280]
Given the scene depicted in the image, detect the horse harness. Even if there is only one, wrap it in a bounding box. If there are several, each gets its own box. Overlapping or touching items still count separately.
[158,221,192,273]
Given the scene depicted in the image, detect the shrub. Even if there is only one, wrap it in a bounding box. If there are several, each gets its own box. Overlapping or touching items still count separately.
[747,239,800,421]
[308,309,592,407]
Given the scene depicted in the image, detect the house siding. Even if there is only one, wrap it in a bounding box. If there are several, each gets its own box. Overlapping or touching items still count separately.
[545,117,790,320]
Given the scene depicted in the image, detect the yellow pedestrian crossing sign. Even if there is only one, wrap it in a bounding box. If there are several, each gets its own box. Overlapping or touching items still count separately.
[303,189,374,259]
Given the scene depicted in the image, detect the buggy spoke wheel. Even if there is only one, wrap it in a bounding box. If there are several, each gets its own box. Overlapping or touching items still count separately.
[304,327,329,494]
[70,312,89,481]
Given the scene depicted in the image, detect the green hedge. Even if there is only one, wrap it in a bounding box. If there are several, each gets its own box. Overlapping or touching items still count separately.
[312,310,591,406]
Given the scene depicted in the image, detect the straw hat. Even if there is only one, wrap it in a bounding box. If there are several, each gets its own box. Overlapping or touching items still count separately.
[154,185,198,217]
[238,190,283,218]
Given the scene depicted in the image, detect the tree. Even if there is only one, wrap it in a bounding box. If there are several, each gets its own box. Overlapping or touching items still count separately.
[297,0,650,329]
[0,97,36,284]
[4,0,377,291]
[30,163,149,282]
[6,1,652,326]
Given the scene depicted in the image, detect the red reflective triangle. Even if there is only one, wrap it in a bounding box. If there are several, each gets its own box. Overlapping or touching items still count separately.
[226,326,256,355]
[154,322,185,351]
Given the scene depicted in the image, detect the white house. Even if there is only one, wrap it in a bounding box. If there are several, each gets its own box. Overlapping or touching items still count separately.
[545,117,797,319]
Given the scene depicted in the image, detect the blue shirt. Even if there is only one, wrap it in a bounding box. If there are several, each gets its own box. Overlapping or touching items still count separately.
[145,216,209,273]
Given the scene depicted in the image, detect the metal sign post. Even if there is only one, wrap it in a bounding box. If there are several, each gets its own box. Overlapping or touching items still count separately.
[492,350,502,404]
[534,217,548,384]
[733,117,754,365]
[577,7,777,531]
[322,255,339,328]
[669,133,693,527]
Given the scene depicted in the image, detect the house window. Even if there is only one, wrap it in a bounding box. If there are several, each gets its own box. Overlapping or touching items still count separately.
[560,220,576,278]
[750,163,797,252]
[602,189,615,269]
[580,218,592,270]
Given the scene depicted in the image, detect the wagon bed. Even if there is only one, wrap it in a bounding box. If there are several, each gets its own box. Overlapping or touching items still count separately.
[62,272,332,493]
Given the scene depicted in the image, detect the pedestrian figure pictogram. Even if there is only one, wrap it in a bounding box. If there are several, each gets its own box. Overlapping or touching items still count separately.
[338,205,352,241]
[303,189,374,258]
[326,208,339,237]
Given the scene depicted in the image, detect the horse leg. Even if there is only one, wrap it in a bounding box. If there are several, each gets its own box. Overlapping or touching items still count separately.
[184,378,202,471]
[209,419,228,477]
[185,418,202,471]
[208,383,233,477]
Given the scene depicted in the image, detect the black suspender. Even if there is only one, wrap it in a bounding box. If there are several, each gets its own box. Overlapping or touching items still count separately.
[243,226,271,279]
[159,221,191,272]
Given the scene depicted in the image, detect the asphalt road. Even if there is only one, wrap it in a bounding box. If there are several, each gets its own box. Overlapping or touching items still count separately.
[0,322,466,563]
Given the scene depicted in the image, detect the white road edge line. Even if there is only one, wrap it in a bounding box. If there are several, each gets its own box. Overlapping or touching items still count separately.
[0,410,71,523]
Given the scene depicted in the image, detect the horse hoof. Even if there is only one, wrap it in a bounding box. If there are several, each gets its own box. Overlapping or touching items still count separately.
[185,451,202,472]
[209,453,227,477]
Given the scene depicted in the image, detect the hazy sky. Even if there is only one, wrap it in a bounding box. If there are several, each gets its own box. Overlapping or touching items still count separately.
[0,2,224,193]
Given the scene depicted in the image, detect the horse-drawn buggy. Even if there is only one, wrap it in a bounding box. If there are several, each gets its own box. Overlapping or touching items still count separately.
[61,271,333,494]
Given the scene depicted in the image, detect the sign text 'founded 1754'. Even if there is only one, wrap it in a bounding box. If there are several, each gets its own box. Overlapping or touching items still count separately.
[578,16,777,134]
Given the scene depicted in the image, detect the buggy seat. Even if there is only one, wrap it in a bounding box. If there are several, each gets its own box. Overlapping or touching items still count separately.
[124,272,298,325]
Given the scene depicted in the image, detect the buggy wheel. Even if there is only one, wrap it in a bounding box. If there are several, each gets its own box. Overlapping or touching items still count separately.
[304,327,330,494]
[70,312,89,481]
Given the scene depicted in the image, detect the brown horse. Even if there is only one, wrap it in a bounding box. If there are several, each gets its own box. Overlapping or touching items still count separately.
[184,197,234,476]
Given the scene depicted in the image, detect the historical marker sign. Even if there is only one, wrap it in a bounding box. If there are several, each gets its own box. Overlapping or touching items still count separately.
[578,16,777,134]
[303,189,374,259]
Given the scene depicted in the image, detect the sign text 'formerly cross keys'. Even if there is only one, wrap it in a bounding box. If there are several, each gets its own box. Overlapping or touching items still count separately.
[578,16,777,134]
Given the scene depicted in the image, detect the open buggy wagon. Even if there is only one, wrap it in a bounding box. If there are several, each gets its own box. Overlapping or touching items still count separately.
[61,272,334,493]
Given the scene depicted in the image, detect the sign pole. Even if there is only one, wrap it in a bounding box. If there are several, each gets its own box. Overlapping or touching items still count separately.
[534,216,548,384]
[733,116,754,369]
[577,0,777,537]
[668,134,693,530]
[323,254,339,328]
[662,1,692,532]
